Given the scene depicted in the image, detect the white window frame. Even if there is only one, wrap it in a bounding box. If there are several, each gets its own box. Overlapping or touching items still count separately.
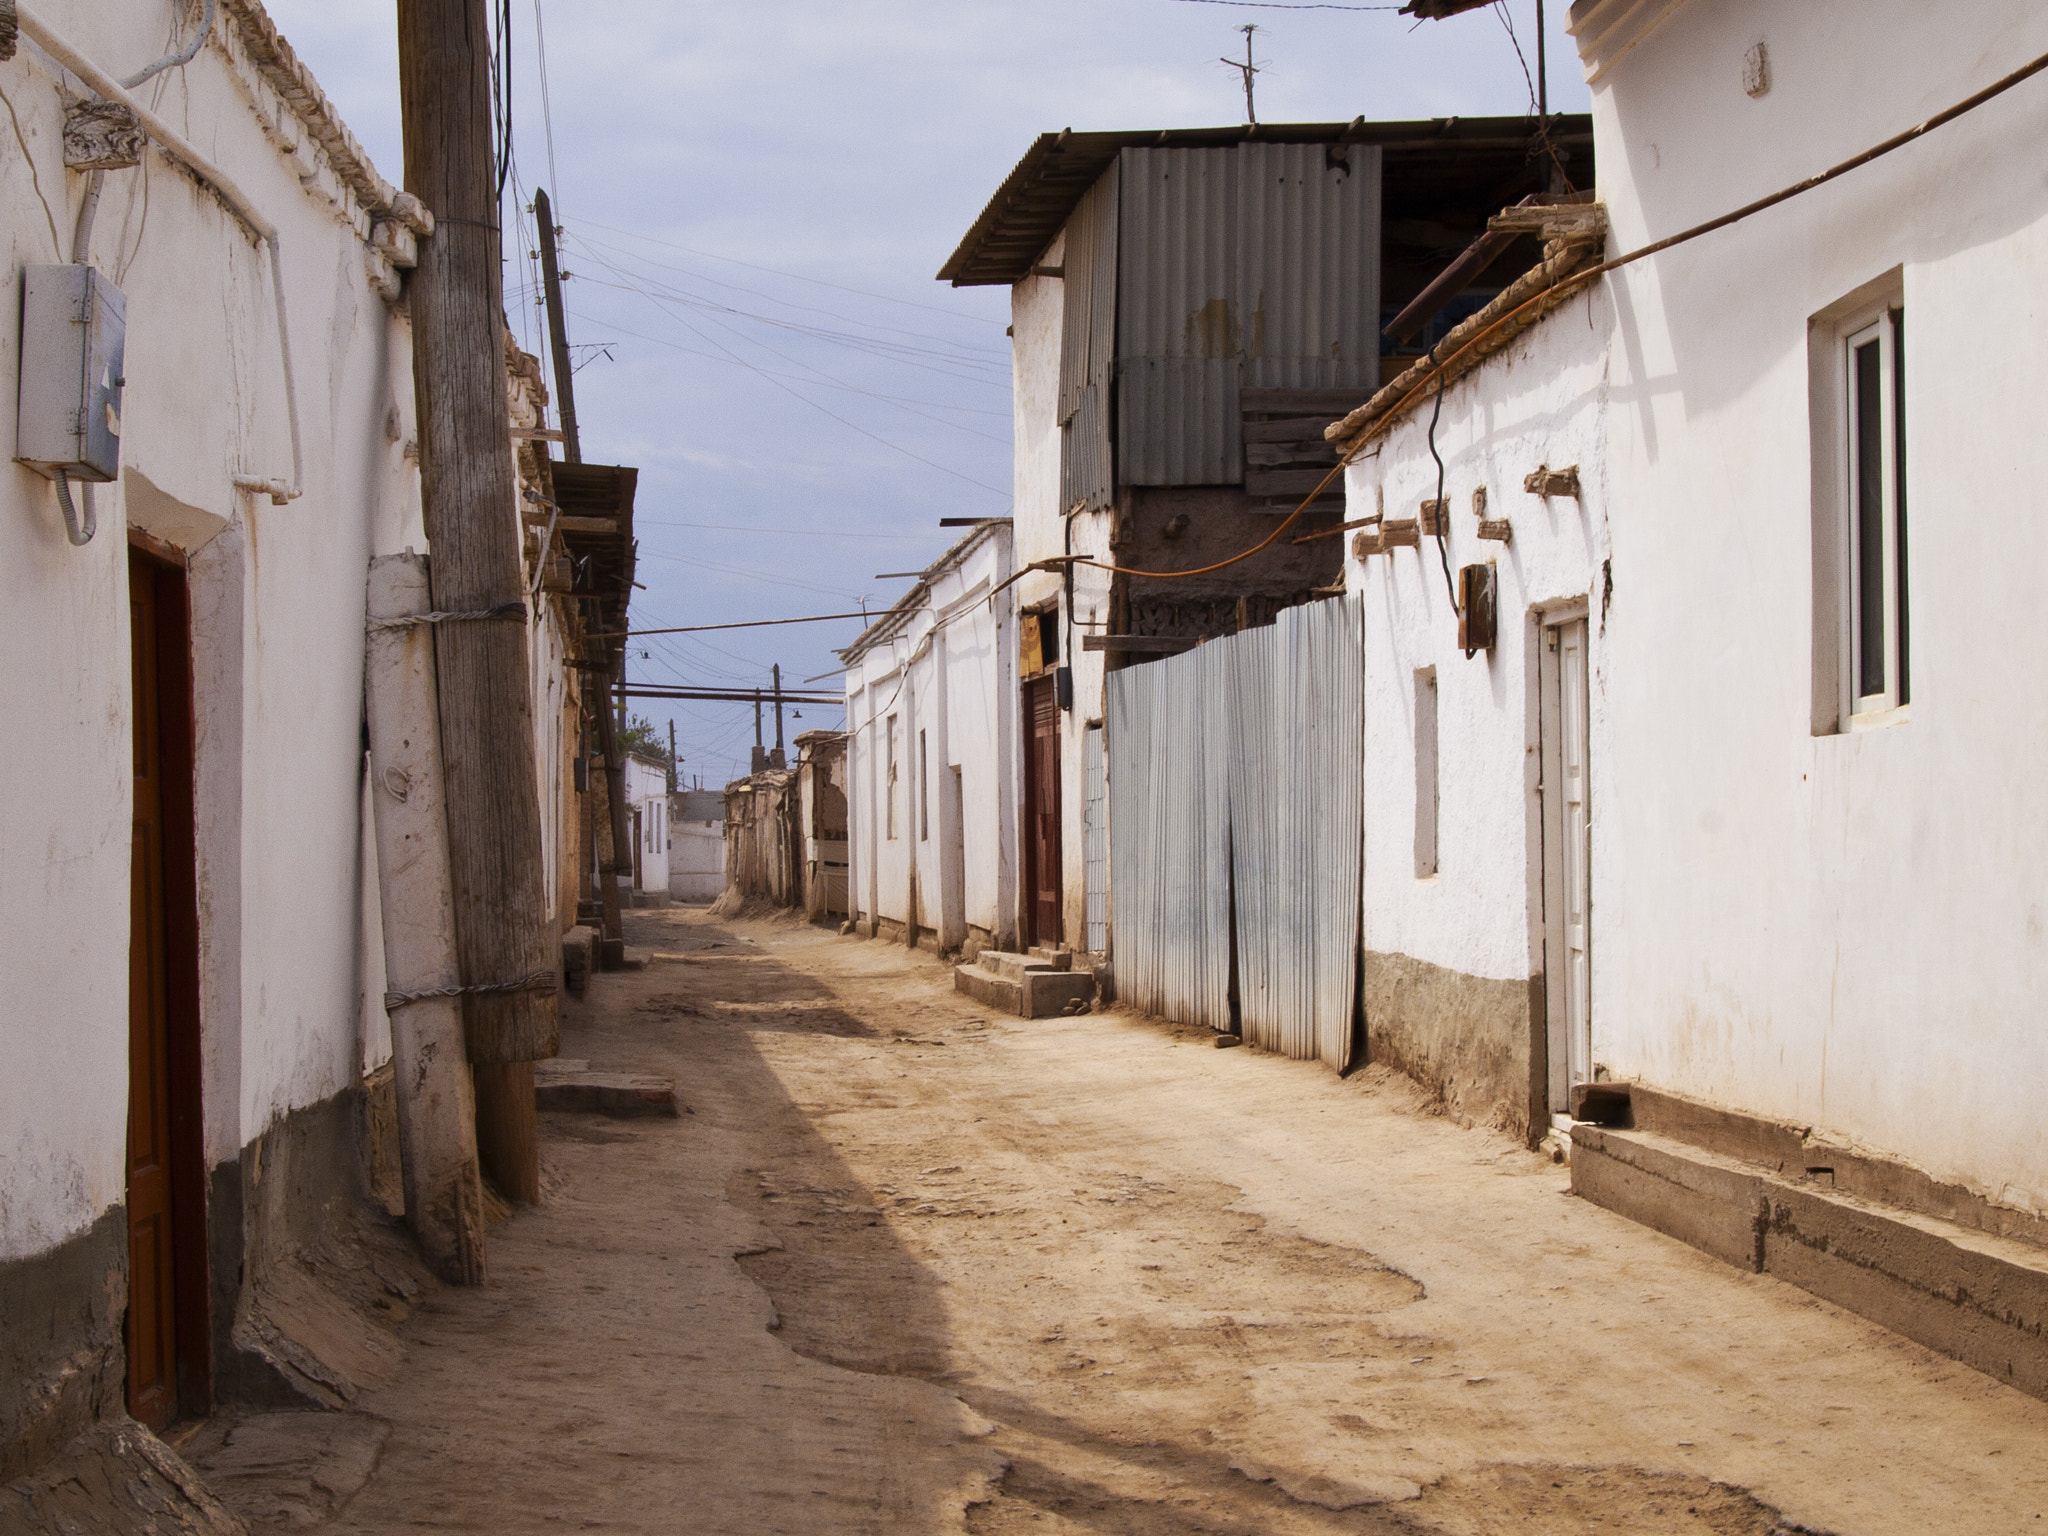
[1840,303,1906,722]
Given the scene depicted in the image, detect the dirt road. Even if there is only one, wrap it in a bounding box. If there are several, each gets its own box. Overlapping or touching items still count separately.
[197,907,2048,1534]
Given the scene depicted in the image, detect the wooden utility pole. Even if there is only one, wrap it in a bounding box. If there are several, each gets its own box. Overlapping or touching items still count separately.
[365,553,486,1283]
[397,0,555,1202]
[532,187,580,464]
[535,179,631,963]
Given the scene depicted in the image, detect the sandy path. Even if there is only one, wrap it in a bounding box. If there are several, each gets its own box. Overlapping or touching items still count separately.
[227,907,2048,1534]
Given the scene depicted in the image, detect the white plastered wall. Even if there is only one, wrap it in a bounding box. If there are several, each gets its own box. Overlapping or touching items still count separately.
[1350,0,2048,1209]
[0,3,422,1258]
[1346,287,1613,999]
[842,526,1014,946]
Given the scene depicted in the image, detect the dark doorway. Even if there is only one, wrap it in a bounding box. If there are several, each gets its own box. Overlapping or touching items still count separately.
[1023,674,1063,947]
[127,543,209,1429]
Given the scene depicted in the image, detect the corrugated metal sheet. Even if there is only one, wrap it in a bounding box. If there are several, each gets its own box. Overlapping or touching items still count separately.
[1117,147,1242,485]
[1059,162,1118,513]
[1115,144,1382,486]
[1106,595,1365,1065]
[1106,641,1232,1028]
[1238,143,1381,391]
[1083,724,1108,953]
[1227,596,1366,1065]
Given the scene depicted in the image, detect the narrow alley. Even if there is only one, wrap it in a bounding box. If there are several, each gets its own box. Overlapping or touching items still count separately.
[186,911,2046,1536]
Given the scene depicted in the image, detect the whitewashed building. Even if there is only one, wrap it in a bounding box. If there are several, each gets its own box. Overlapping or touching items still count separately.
[1340,0,2048,1387]
[942,118,1591,958]
[0,0,591,1478]
[668,788,725,903]
[622,751,669,900]
[843,521,1017,956]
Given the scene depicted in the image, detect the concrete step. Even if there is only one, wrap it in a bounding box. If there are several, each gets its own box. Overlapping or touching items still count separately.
[1572,1123,2048,1401]
[1026,945,1073,970]
[535,1059,679,1118]
[954,961,1096,1020]
[977,949,1062,984]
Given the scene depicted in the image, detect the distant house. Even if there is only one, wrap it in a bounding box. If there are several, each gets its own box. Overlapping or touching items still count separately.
[668,789,726,903]
[795,731,850,923]
[842,521,1016,955]
[939,115,1592,954]
[622,752,670,903]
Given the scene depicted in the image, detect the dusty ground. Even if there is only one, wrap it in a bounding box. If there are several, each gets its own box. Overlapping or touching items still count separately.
[194,907,2048,1534]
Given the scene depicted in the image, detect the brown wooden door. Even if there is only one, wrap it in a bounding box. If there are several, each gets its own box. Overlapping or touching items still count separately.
[1023,675,1062,947]
[127,547,206,1429]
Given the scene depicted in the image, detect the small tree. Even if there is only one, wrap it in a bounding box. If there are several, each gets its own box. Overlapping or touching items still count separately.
[616,713,675,789]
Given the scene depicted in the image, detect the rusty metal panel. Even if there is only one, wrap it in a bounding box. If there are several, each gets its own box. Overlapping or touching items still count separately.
[1116,146,1243,485]
[1059,162,1118,513]
[1106,642,1232,1029]
[1237,142,1381,392]
[1116,144,1381,486]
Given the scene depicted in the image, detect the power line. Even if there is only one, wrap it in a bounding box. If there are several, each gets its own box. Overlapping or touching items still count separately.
[569,231,1009,358]
[573,216,1008,323]
[569,257,1011,499]
[564,310,1011,417]
[636,517,945,541]
[531,0,560,204]
[565,255,1007,377]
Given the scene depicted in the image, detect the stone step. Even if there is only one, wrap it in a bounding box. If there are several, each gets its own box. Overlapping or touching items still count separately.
[977,949,1062,984]
[1026,944,1073,970]
[954,962,1096,1020]
[1572,1123,2048,1401]
[535,1059,679,1117]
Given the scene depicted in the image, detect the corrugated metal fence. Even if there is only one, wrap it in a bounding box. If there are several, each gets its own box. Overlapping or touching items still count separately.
[1107,594,1365,1068]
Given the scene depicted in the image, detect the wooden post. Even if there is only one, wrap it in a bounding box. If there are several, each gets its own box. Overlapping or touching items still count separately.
[398,0,554,1201]
[365,553,487,1283]
[532,187,580,464]
[594,678,635,966]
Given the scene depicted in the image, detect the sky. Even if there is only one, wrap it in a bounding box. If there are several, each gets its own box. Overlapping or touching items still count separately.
[263,0,1592,787]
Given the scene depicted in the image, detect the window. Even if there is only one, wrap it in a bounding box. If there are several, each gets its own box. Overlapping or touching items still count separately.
[1811,276,1907,732]
[918,729,930,841]
[886,715,899,839]
[1414,668,1438,878]
[1844,306,1907,717]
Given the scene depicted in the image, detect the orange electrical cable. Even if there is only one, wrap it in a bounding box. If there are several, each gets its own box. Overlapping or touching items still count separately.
[1078,40,2048,587]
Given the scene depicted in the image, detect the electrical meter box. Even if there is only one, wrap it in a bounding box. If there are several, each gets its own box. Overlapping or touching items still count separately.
[16,264,126,483]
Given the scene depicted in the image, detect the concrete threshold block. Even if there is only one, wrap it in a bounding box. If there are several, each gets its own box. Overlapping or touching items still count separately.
[1571,1126,1766,1272]
[955,963,1023,1014]
[954,960,1095,1019]
[535,1059,679,1117]
[1761,1182,2048,1401]
[1574,1126,2048,1401]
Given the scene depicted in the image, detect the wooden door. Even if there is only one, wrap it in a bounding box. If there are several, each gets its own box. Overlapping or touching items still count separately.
[127,547,206,1428]
[1541,616,1592,1112]
[1023,675,1062,947]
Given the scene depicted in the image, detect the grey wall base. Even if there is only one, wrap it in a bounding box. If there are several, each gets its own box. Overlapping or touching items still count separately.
[0,1208,127,1487]
[1362,949,1544,1146]
[1574,1125,2048,1402]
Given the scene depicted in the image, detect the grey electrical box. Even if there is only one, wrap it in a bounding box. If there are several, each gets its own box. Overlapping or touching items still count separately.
[17,264,126,482]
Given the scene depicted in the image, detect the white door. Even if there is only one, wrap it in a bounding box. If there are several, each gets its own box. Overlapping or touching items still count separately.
[1541,617,1592,1111]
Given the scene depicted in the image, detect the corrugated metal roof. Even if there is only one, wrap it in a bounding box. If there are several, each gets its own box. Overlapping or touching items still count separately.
[1115,143,1382,486]
[1059,163,1118,514]
[938,117,1591,288]
[1238,143,1381,391]
[1117,146,1243,485]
